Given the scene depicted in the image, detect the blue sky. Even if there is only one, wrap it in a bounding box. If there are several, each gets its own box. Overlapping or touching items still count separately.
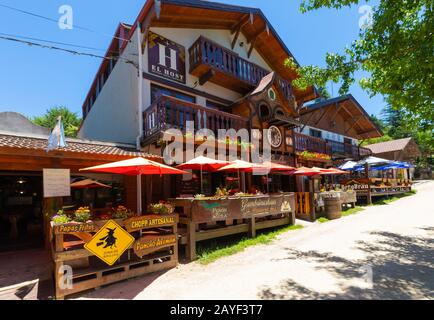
[0,0,385,119]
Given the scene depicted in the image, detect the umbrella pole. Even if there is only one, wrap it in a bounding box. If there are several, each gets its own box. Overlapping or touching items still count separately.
[267,174,270,193]
[137,174,142,215]
[238,170,241,192]
[201,166,203,194]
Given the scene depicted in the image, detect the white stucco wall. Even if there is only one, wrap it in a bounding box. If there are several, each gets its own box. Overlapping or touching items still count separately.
[298,125,358,145]
[78,39,140,144]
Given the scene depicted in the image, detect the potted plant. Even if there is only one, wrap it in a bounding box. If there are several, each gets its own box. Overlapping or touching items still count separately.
[111,205,134,219]
[52,210,72,224]
[149,201,175,215]
[73,207,92,223]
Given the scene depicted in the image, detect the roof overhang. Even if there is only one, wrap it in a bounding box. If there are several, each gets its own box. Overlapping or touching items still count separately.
[299,94,383,140]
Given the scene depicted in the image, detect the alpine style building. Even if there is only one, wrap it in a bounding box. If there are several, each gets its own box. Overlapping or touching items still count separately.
[77,0,382,195]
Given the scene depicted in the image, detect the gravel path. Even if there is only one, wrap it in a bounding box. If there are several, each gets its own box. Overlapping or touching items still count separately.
[80,181,434,300]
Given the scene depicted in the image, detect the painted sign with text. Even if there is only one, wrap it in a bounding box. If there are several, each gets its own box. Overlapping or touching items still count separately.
[133,234,177,258]
[148,31,186,84]
[124,215,178,233]
[185,193,295,223]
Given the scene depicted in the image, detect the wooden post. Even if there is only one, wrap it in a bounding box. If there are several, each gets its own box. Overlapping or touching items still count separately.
[43,197,63,250]
[54,261,65,300]
[308,178,316,221]
[186,221,197,261]
[173,220,179,265]
[249,216,256,238]
[365,163,372,205]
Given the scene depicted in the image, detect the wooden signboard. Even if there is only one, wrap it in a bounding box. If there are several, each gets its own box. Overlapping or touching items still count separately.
[133,234,177,258]
[148,31,186,84]
[124,215,178,233]
[188,194,295,223]
[53,222,98,234]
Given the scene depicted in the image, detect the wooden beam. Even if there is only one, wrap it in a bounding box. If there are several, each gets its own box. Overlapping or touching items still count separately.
[231,27,241,49]
[357,129,380,137]
[140,6,156,54]
[247,26,267,44]
[314,105,332,125]
[198,69,216,86]
[329,103,343,127]
[345,116,363,134]
[300,111,317,131]
[230,14,250,34]
[247,37,257,58]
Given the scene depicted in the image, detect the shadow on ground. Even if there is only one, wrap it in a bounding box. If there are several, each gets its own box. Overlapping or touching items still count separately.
[259,227,434,300]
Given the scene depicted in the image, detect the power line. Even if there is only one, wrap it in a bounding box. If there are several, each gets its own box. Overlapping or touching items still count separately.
[0,34,139,69]
[0,3,132,44]
[0,32,107,52]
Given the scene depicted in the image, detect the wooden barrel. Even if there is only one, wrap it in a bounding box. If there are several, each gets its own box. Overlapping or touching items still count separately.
[324,197,342,220]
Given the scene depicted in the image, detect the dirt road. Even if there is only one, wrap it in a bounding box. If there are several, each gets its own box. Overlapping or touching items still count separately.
[81,181,434,300]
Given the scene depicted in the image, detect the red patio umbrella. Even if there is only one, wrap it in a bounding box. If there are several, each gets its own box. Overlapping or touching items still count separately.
[176,156,229,193]
[262,162,295,172]
[313,167,348,175]
[218,160,268,173]
[80,157,188,214]
[218,160,268,192]
[70,179,111,189]
[289,167,323,177]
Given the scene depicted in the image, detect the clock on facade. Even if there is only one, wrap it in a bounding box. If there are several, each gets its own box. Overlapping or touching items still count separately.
[267,126,282,148]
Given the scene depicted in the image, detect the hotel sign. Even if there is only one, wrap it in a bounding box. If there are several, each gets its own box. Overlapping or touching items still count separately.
[148,31,186,84]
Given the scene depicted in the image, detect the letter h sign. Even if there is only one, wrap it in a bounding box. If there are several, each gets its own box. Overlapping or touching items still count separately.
[158,43,178,71]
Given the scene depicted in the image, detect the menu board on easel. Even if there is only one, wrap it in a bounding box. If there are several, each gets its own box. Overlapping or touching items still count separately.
[43,169,71,198]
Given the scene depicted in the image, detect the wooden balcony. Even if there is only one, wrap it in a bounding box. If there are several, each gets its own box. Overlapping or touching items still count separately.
[294,133,331,156]
[189,36,294,102]
[327,140,372,160]
[143,95,249,142]
[294,132,372,160]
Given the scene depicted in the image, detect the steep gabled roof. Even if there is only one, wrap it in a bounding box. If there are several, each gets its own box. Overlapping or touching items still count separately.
[299,94,383,140]
[129,0,317,102]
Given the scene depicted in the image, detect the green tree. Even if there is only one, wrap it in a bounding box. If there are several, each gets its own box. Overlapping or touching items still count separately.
[286,0,434,131]
[32,107,81,138]
[362,105,434,168]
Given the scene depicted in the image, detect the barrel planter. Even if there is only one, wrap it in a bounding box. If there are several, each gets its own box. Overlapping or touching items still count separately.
[324,197,342,220]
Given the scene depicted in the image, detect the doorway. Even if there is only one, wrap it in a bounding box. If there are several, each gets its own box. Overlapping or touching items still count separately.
[0,172,44,252]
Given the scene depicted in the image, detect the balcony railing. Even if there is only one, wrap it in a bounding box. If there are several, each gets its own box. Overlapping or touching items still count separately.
[294,133,372,160]
[143,95,249,140]
[294,133,331,156]
[327,140,372,159]
[189,36,294,102]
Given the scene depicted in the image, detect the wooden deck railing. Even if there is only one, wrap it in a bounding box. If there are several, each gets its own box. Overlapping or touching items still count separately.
[189,36,294,102]
[294,132,372,160]
[143,95,248,139]
[327,140,372,159]
[294,132,331,155]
